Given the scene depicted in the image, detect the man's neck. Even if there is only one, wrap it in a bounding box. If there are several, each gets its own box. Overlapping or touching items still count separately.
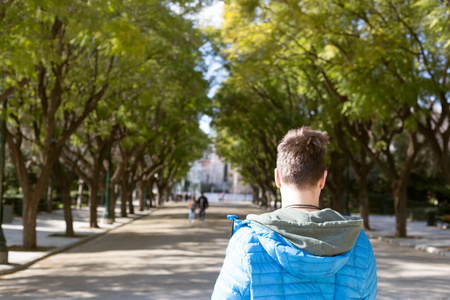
[280,185,320,211]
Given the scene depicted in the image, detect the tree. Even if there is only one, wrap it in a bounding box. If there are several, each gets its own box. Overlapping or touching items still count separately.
[333,123,374,229]
[212,0,450,236]
[213,70,313,207]
[3,1,120,249]
[61,123,118,227]
[1,0,217,249]
[52,160,77,236]
[154,122,210,204]
[408,0,450,185]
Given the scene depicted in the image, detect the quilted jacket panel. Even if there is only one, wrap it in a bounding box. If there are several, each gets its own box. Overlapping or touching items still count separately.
[212,221,377,300]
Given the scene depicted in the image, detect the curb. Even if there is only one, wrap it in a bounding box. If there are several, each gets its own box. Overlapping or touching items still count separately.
[367,234,450,258]
[0,209,155,277]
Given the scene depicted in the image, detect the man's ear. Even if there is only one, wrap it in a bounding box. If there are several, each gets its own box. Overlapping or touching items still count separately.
[275,168,282,188]
[319,170,328,189]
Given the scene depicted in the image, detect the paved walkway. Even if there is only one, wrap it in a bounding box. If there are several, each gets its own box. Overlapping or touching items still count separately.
[372,239,450,299]
[1,204,150,275]
[363,214,450,258]
[0,202,449,299]
[0,202,264,299]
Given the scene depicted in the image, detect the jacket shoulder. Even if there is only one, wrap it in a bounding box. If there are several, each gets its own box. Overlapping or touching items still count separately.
[229,223,262,254]
[352,230,375,260]
[336,230,377,298]
[353,230,377,299]
[212,224,259,299]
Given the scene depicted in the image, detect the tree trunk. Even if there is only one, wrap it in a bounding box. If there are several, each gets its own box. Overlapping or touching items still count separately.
[148,188,153,208]
[326,175,345,214]
[139,181,145,211]
[47,178,53,212]
[393,179,408,237]
[22,192,38,250]
[88,179,99,228]
[252,186,259,205]
[110,184,117,222]
[61,186,74,236]
[392,133,420,237]
[19,167,54,249]
[358,171,371,230]
[265,189,273,209]
[418,118,450,185]
[53,161,75,237]
[110,167,121,221]
[88,160,103,228]
[260,186,267,207]
[164,185,171,202]
[326,151,346,214]
[8,133,58,250]
[120,174,128,217]
[147,179,154,208]
[22,166,55,249]
[271,186,280,209]
[76,179,84,209]
[128,188,134,215]
[440,157,450,185]
[333,122,373,228]
[331,188,345,214]
[58,183,74,236]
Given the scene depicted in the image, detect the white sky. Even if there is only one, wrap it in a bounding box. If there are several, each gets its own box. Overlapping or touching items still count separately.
[200,115,213,134]
[196,1,224,29]
[196,1,225,134]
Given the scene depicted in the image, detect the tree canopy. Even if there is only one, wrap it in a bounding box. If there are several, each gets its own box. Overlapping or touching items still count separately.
[212,0,450,237]
[1,0,211,250]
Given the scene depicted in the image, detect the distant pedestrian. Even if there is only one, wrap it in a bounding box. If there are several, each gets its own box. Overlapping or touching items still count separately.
[197,193,209,222]
[187,195,197,223]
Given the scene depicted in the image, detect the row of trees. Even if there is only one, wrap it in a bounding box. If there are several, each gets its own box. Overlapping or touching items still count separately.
[1,0,211,250]
[212,0,450,237]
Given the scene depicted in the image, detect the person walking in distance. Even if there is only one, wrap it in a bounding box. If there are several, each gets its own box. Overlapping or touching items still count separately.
[212,127,377,299]
[197,192,209,222]
[187,195,197,223]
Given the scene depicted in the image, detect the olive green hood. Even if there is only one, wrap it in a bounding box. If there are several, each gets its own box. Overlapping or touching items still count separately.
[247,208,363,256]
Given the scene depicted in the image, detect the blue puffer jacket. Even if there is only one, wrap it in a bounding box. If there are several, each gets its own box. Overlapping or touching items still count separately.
[212,210,377,299]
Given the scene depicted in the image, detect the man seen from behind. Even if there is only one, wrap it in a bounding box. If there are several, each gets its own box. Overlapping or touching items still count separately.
[212,126,377,299]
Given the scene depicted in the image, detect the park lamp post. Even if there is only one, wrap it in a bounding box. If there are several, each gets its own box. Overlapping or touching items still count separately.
[0,99,9,264]
[101,149,113,224]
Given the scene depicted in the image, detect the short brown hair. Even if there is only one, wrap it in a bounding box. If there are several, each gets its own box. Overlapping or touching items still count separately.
[277,127,329,189]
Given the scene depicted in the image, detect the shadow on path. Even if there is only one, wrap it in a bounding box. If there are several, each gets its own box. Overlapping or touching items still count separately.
[0,202,263,300]
[1,202,449,299]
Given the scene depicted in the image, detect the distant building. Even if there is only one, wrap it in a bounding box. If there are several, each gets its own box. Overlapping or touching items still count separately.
[184,144,252,195]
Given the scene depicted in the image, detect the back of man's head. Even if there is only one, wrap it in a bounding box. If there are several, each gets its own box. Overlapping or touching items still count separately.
[277,126,329,189]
